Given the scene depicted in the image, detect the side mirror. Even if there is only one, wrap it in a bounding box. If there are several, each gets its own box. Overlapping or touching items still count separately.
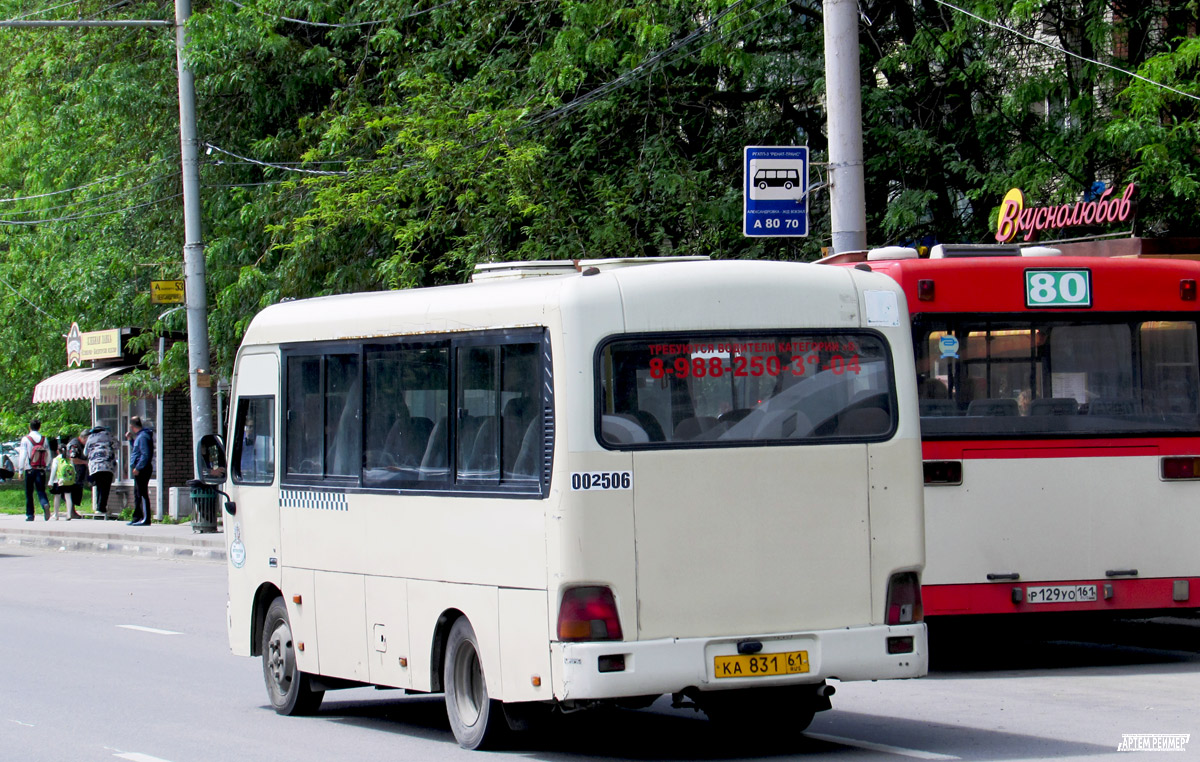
[197,433,228,485]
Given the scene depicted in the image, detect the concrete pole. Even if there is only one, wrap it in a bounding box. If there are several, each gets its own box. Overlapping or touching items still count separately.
[175,0,213,468]
[823,0,867,254]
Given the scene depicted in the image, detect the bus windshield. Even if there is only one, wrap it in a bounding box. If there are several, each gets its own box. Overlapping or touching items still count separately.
[915,315,1200,437]
[598,331,894,447]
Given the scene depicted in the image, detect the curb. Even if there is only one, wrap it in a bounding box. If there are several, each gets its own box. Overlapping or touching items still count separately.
[0,526,226,562]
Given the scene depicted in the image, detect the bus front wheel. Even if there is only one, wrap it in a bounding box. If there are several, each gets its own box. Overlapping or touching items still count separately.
[262,597,324,716]
[444,617,506,749]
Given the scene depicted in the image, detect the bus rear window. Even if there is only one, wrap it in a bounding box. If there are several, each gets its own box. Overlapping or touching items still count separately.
[915,317,1200,437]
[597,332,895,448]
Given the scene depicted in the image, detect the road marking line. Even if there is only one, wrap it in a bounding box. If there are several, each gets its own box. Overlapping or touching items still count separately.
[113,753,175,762]
[117,625,182,636]
[808,732,961,760]
[9,719,34,726]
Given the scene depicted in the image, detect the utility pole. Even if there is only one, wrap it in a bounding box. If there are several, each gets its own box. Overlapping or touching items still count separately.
[1,0,213,475]
[175,0,214,458]
[823,0,867,254]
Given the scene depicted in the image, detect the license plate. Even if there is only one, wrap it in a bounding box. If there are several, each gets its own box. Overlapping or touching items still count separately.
[714,650,809,679]
[1026,584,1098,604]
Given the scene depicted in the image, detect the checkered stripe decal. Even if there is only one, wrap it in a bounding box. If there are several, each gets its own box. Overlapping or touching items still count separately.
[280,489,348,511]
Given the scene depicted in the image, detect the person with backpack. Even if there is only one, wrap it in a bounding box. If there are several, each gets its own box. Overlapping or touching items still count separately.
[48,440,80,520]
[66,429,90,516]
[19,418,51,521]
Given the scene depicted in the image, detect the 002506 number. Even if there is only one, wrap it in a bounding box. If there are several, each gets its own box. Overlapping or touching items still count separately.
[648,354,861,380]
[570,471,633,491]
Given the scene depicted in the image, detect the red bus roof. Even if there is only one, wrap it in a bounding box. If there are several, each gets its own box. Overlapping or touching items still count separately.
[859,255,1200,314]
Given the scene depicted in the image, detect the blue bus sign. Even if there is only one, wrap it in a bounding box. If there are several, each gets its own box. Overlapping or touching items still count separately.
[743,146,808,237]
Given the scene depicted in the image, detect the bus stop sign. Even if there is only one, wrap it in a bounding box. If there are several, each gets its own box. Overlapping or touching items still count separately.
[743,146,808,237]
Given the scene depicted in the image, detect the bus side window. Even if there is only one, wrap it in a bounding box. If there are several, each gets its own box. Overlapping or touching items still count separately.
[232,397,275,484]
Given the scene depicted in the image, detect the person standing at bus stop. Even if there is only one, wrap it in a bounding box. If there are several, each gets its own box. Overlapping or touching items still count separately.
[19,418,51,521]
[66,429,89,517]
[127,416,154,526]
[85,425,117,519]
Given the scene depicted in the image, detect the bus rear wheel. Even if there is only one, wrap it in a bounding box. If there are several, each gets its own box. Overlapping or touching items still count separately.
[444,617,506,749]
[262,597,324,716]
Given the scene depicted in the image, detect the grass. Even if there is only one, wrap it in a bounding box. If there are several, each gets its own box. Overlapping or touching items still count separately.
[0,478,105,515]
[0,479,191,524]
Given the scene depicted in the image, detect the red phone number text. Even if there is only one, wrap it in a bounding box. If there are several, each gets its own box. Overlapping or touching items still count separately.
[649,354,862,380]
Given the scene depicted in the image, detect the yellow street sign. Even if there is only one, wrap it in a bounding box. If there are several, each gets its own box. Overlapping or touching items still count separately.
[151,279,185,304]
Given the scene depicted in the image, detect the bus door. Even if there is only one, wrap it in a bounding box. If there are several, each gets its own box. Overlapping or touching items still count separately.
[226,352,282,657]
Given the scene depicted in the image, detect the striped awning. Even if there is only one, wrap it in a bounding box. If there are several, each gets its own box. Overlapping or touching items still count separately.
[32,366,130,403]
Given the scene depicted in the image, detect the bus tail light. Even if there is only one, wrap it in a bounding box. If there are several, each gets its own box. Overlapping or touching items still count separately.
[558,586,623,641]
[885,572,923,625]
[1162,456,1200,480]
[1182,279,1196,301]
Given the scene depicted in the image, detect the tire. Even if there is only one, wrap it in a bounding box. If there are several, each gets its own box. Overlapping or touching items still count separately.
[758,181,768,190]
[784,181,794,190]
[262,597,324,716]
[444,617,506,749]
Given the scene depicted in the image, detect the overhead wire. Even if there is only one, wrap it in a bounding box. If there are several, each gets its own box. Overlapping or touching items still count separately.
[0,159,173,204]
[934,0,1200,103]
[203,142,349,176]
[199,0,799,176]
[219,0,458,29]
[0,173,177,217]
[2,0,88,21]
[0,193,182,225]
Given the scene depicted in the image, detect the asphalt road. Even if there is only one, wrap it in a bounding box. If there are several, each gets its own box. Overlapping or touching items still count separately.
[1,547,1197,761]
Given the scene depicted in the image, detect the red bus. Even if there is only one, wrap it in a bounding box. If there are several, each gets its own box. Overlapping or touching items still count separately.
[830,244,1200,617]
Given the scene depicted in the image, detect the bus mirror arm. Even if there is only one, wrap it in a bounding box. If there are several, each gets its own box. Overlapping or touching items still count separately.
[186,478,236,516]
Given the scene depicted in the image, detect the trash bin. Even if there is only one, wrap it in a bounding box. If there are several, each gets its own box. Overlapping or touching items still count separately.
[189,481,219,534]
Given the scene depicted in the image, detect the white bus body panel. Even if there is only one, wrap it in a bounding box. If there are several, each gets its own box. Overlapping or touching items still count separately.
[925,454,1199,584]
[226,260,926,704]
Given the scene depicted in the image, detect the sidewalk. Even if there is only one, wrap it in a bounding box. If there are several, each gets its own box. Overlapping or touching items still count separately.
[0,511,225,562]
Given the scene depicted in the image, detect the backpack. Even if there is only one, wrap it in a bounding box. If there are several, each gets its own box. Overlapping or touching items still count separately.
[53,456,76,486]
[27,435,49,470]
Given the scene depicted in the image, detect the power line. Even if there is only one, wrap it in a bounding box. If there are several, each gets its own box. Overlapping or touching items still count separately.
[0,271,61,322]
[524,0,781,128]
[0,160,173,204]
[0,173,177,217]
[203,142,349,175]
[934,0,1200,103]
[2,0,88,22]
[0,192,182,225]
[218,0,459,29]
[199,0,796,178]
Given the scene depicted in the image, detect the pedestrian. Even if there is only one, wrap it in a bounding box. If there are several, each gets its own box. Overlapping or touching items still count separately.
[66,429,89,517]
[84,425,117,519]
[48,443,77,520]
[127,416,154,526]
[18,418,52,521]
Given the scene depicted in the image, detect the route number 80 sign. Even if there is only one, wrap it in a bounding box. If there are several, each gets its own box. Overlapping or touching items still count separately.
[1025,269,1091,308]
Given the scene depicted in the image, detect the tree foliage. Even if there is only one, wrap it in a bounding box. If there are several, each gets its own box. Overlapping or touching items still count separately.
[0,0,1197,436]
